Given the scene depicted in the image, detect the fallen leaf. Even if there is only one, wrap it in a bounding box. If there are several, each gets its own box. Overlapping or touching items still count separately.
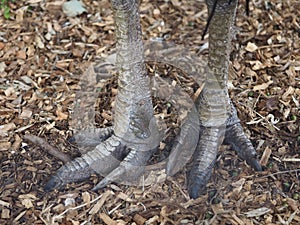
[21,199,34,209]
[232,178,246,193]
[1,208,10,219]
[56,106,68,120]
[0,122,16,135]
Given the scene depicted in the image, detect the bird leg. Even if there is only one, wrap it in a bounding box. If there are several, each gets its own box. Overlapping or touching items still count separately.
[45,0,160,191]
[187,0,261,199]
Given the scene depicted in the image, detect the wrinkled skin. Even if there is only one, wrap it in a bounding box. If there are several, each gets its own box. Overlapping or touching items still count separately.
[44,0,262,199]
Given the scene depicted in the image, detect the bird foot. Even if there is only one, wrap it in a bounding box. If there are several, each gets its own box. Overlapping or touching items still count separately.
[187,121,261,199]
[44,132,129,191]
[44,105,199,192]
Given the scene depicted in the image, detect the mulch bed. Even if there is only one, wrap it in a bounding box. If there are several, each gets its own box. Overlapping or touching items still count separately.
[0,0,299,224]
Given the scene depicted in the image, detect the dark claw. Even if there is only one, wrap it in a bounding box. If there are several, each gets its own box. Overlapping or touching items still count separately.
[188,169,212,199]
[44,175,63,192]
[188,184,205,199]
[224,123,262,172]
[92,177,110,191]
[187,127,222,199]
[246,158,262,171]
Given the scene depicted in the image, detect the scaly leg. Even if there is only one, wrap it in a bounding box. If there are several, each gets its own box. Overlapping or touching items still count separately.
[187,0,261,199]
[45,0,160,191]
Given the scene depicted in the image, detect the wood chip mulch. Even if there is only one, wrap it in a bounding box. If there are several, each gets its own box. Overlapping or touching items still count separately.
[0,0,299,224]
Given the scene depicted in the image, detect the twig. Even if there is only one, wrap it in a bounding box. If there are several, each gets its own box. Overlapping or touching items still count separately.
[39,204,54,225]
[168,177,190,201]
[260,169,300,179]
[108,203,123,215]
[23,134,71,163]
[53,193,104,221]
[282,158,300,162]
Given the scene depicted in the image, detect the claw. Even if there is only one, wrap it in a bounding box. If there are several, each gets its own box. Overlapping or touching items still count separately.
[44,175,63,192]
[92,177,111,191]
[246,158,262,171]
[188,171,211,199]
[187,127,224,199]
[44,163,95,192]
[166,106,200,176]
[224,123,262,171]
[44,135,127,192]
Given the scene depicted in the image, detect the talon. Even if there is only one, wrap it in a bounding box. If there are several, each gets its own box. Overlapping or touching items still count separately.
[247,158,262,171]
[187,161,214,199]
[92,177,111,191]
[44,175,63,192]
[188,183,206,199]
[187,170,209,199]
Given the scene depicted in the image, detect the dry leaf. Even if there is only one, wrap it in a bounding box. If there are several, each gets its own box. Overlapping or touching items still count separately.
[0,200,10,207]
[0,122,16,135]
[21,199,34,209]
[20,109,33,119]
[1,208,10,219]
[232,178,246,193]
[133,214,147,225]
[56,106,69,120]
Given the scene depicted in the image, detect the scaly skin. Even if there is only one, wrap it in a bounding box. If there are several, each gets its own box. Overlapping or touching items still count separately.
[45,0,190,191]
[45,0,261,197]
[187,0,261,198]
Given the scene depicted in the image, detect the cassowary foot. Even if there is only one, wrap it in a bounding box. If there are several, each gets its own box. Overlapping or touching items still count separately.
[44,132,129,192]
[187,122,261,199]
[92,148,154,190]
[44,133,155,192]
[45,116,160,192]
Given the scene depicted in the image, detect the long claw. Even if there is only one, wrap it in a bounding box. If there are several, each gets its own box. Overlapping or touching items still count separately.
[44,175,63,192]
[246,158,262,171]
[166,106,200,176]
[187,127,224,199]
[188,163,214,199]
[44,165,94,192]
[224,123,262,171]
[92,177,110,191]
